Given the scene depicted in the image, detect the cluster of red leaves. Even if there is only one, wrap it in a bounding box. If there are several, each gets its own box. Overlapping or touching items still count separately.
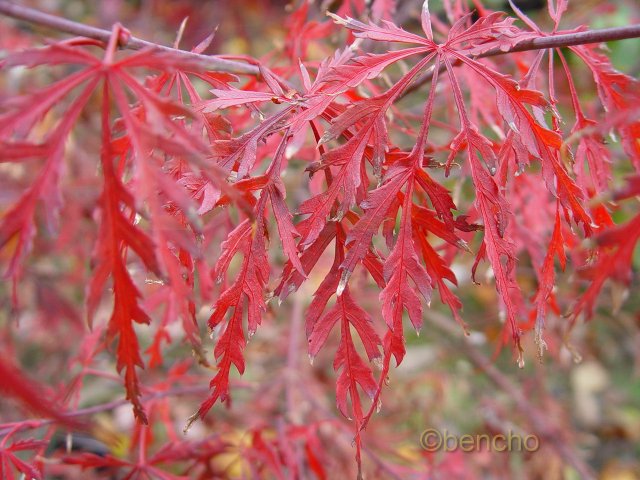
[1,0,639,477]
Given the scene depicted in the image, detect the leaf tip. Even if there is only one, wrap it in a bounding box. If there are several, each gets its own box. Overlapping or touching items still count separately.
[183,412,199,434]
[372,356,383,370]
[326,11,345,26]
[336,270,350,296]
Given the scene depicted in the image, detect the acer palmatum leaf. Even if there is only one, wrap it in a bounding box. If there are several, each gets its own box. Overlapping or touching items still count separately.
[327,12,430,46]
[0,357,84,430]
[0,31,224,421]
[571,213,640,323]
[188,214,269,426]
[0,2,639,477]
[572,43,640,173]
[325,288,380,470]
[0,438,47,480]
[444,55,525,362]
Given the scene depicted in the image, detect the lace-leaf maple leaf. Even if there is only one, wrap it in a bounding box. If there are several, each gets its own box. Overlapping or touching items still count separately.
[0,30,220,422]
[0,438,47,480]
[187,214,269,427]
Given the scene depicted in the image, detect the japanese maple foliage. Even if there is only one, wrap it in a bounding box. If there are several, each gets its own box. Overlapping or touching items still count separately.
[0,0,639,478]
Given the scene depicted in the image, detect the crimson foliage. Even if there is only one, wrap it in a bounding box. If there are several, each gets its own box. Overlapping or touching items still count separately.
[0,0,639,478]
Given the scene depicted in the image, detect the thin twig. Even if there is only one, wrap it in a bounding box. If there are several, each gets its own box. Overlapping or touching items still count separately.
[427,311,596,480]
[503,24,640,53]
[0,382,254,438]
[0,0,259,75]
[402,24,640,98]
[2,0,639,82]
[285,293,305,423]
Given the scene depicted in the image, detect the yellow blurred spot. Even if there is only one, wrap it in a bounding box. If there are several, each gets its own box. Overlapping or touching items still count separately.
[222,38,249,56]
[209,428,278,478]
[396,443,423,463]
[600,461,640,480]
[90,414,129,457]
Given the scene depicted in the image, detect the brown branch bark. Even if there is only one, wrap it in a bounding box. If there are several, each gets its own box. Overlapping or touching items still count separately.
[401,23,640,98]
[2,0,639,81]
[0,0,259,75]
[503,24,640,52]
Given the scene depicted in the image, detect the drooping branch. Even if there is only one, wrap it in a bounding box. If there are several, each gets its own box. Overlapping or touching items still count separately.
[0,0,259,75]
[2,1,639,79]
[0,382,248,438]
[401,23,640,98]
[499,23,640,53]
